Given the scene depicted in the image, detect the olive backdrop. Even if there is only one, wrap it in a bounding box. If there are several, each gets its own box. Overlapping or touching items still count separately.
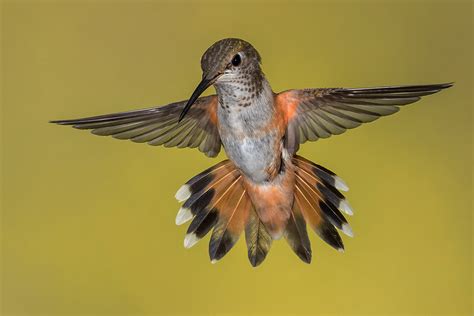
[2,0,472,315]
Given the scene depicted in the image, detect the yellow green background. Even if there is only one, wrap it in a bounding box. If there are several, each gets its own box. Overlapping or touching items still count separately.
[2,0,472,315]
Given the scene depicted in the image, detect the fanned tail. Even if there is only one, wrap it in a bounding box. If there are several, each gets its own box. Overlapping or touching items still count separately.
[175,160,272,266]
[174,155,353,266]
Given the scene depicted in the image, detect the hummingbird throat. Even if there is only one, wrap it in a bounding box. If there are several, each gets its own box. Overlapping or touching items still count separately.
[215,70,271,111]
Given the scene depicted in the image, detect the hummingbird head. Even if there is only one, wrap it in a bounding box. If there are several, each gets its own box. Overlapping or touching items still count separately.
[200,38,262,82]
[179,38,262,121]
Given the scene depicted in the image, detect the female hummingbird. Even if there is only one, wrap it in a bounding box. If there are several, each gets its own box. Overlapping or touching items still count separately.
[52,38,452,266]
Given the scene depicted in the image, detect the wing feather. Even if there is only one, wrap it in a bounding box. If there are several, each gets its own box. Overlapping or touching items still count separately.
[51,95,221,157]
[276,83,452,154]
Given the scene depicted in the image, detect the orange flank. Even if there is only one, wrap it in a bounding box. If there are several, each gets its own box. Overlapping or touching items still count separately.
[275,90,299,122]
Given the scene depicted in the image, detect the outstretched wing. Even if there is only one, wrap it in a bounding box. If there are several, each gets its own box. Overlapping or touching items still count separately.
[51,95,221,157]
[276,83,453,155]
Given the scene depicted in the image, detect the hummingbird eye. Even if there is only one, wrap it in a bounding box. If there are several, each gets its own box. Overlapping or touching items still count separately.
[231,54,241,67]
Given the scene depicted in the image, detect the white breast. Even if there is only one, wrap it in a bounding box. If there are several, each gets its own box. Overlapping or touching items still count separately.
[216,82,281,183]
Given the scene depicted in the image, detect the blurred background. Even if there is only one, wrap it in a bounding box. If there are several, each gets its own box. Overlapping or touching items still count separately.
[2,0,472,315]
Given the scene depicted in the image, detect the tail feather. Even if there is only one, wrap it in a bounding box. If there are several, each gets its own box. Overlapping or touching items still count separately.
[245,209,273,267]
[284,201,312,263]
[176,163,239,226]
[295,162,353,216]
[295,174,350,235]
[184,207,218,248]
[294,157,352,213]
[185,174,242,248]
[316,221,345,251]
[175,160,234,202]
[209,184,249,263]
[295,178,345,252]
[292,155,353,252]
[294,155,349,193]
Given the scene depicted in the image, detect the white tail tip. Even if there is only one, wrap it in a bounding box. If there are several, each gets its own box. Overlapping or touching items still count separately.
[175,184,191,202]
[175,207,193,225]
[340,200,354,216]
[334,176,349,192]
[342,223,354,237]
[184,233,199,248]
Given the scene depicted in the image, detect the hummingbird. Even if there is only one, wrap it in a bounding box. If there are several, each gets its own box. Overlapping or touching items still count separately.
[51,38,452,267]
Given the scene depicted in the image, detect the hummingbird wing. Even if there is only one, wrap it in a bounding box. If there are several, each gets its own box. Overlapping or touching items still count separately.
[276,83,453,154]
[51,95,221,157]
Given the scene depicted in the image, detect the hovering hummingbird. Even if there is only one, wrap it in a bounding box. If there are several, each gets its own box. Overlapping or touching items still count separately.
[52,38,452,266]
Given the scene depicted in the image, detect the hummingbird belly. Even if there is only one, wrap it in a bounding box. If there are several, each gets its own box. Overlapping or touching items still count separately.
[222,131,282,183]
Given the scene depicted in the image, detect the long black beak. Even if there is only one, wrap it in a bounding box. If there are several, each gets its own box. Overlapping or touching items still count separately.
[179,75,216,122]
